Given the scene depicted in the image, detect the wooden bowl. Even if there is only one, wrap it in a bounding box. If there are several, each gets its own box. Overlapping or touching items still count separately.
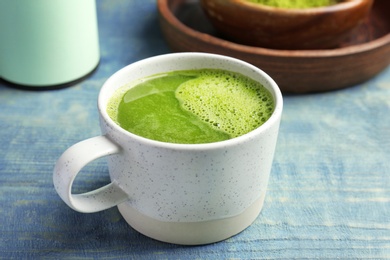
[200,0,374,50]
[157,0,390,93]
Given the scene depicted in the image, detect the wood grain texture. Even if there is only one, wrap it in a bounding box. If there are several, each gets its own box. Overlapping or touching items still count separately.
[0,0,389,259]
[200,0,374,50]
[158,0,390,93]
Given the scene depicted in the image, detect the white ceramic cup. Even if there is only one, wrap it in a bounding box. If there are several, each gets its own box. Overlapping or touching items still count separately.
[53,52,283,245]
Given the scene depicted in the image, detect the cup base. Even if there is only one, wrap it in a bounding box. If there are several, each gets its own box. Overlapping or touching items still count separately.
[0,61,99,90]
[118,192,266,245]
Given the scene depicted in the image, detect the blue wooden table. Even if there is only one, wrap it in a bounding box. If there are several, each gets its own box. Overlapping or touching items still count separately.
[1,0,389,259]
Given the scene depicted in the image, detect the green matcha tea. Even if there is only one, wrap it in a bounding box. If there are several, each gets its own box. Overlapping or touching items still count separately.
[107,69,274,144]
[245,0,340,8]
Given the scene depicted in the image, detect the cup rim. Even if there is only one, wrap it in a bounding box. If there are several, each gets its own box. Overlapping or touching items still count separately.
[98,52,283,150]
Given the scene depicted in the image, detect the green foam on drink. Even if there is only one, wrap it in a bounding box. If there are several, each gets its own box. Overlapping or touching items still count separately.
[107,69,274,144]
[176,70,274,139]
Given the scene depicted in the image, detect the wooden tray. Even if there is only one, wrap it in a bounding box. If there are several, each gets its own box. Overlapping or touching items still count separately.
[158,0,390,93]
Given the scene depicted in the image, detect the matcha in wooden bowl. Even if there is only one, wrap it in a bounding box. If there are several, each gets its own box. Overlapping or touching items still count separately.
[200,0,374,49]
[245,0,340,9]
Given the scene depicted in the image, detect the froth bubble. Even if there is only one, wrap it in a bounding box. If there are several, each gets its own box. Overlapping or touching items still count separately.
[175,69,274,138]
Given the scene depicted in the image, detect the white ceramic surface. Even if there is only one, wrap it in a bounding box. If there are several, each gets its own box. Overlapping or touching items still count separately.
[53,53,283,244]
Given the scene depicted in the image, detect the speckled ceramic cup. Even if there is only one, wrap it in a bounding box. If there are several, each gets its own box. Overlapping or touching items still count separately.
[53,52,283,245]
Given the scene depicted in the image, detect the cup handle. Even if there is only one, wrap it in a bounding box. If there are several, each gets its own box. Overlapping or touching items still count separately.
[53,135,129,213]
